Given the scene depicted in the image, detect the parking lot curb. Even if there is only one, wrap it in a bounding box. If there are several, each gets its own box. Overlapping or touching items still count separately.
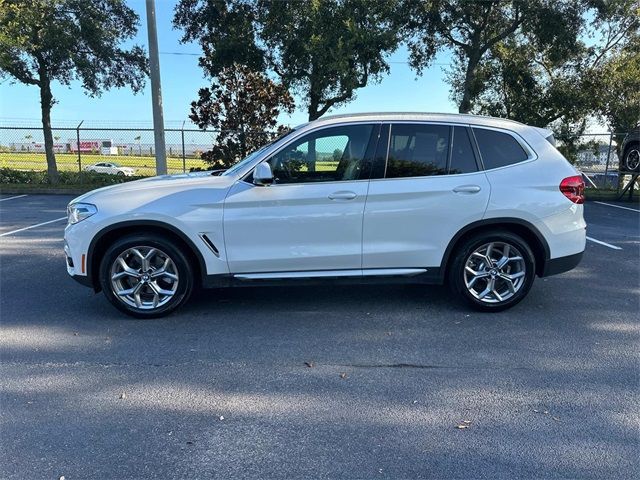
[0,185,90,195]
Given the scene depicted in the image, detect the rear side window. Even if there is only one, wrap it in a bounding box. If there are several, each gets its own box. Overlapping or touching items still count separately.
[386,124,450,178]
[449,126,478,174]
[473,128,529,169]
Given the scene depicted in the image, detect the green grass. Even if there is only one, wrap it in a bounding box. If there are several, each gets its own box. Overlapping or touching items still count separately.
[0,152,208,176]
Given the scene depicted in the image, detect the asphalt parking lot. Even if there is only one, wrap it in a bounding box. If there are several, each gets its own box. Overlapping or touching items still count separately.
[0,194,638,479]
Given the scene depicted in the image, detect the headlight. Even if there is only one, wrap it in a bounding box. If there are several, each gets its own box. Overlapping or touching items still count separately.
[67,203,97,225]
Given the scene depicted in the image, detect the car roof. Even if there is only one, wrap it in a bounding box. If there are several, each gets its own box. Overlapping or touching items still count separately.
[300,112,528,130]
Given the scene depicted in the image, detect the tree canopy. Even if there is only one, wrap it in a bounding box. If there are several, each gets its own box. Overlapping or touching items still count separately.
[404,0,590,114]
[0,0,148,181]
[174,0,401,120]
[190,63,294,169]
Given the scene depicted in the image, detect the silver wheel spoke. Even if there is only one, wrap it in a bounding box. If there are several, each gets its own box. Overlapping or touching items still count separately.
[492,286,503,302]
[150,258,178,281]
[149,281,175,297]
[499,274,516,293]
[116,280,143,297]
[141,248,157,271]
[471,252,492,268]
[131,248,145,261]
[112,257,139,280]
[486,243,494,260]
[504,271,525,280]
[477,277,495,299]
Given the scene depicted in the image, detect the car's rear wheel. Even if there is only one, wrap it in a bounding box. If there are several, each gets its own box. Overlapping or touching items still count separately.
[449,231,536,312]
[99,234,193,318]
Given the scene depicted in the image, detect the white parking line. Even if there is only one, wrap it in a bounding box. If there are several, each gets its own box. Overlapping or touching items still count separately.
[0,194,28,202]
[0,216,67,237]
[594,201,640,213]
[586,236,623,250]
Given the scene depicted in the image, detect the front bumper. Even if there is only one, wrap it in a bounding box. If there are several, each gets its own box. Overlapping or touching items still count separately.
[64,220,96,289]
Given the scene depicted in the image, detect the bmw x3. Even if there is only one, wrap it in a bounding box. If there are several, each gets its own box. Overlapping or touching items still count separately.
[64,113,586,317]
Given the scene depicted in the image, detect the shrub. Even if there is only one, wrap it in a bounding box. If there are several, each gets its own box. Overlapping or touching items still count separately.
[0,168,145,187]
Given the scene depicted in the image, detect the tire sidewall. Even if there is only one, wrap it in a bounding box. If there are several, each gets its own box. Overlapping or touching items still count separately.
[99,234,193,318]
[449,231,536,312]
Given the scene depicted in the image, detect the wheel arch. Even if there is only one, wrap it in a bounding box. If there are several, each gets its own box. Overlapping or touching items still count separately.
[440,218,550,281]
[87,220,207,292]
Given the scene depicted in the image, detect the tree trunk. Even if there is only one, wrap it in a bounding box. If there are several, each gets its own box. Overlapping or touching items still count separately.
[39,76,59,184]
[459,52,481,114]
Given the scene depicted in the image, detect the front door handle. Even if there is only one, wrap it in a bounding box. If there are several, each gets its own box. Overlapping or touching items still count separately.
[328,191,357,200]
[453,185,481,194]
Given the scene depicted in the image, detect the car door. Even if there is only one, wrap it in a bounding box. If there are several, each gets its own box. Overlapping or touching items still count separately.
[223,123,379,274]
[362,123,491,270]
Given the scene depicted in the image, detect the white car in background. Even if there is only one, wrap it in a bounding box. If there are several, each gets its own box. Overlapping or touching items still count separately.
[85,162,135,176]
[65,112,586,318]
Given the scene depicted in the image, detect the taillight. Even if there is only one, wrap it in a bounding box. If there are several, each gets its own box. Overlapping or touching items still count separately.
[559,175,585,204]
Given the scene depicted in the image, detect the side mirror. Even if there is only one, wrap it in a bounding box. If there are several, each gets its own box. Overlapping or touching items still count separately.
[253,162,274,186]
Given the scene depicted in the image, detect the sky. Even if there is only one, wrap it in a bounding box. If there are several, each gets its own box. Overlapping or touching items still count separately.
[0,0,457,129]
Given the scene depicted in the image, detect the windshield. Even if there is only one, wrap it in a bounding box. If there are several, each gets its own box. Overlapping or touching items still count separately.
[222,128,298,176]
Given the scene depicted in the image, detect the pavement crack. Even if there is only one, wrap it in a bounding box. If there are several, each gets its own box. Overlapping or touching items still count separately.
[341,363,447,369]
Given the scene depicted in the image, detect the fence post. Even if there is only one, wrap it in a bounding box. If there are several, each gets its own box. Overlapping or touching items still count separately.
[604,132,613,185]
[76,120,84,183]
[181,120,186,173]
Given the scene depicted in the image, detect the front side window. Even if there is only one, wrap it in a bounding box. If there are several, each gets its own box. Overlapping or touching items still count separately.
[473,128,529,169]
[386,124,450,178]
[268,124,374,184]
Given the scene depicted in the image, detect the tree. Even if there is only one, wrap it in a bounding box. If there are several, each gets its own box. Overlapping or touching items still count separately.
[599,49,640,151]
[594,7,640,150]
[404,0,586,114]
[174,0,401,121]
[470,0,639,159]
[0,0,148,183]
[190,63,294,169]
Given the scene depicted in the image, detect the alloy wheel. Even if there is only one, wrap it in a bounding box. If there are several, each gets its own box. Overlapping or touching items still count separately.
[110,246,179,310]
[463,241,526,304]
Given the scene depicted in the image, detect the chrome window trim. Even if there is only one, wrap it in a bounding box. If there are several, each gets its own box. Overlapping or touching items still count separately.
[470,125,538,171]
[380,121,475,180]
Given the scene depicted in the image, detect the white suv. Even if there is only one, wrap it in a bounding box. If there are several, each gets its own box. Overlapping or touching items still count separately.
[64,113,586,318]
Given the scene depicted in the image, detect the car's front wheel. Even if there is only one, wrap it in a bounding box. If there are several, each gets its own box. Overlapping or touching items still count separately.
[99,234,194,318]
[449,231,536,312]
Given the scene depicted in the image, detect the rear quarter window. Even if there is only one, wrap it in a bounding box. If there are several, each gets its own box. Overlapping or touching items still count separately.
[473,128,529,169]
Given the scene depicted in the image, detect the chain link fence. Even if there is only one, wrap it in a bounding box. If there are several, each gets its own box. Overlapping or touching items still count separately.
[569,132,627,189]
[0,120,630,189]
[0,122,224,177]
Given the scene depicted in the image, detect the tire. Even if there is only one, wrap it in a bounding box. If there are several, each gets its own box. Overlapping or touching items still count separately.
[623,146,639,172]
[448,231,536,312]
[99,234,194,318]
[116,171,125,176]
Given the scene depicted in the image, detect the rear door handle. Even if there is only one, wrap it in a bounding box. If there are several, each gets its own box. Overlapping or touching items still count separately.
[328,191,357,200]
[453,185,481,194]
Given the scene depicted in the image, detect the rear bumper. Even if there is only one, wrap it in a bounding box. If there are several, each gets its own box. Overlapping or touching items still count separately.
[541,251,584,277]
